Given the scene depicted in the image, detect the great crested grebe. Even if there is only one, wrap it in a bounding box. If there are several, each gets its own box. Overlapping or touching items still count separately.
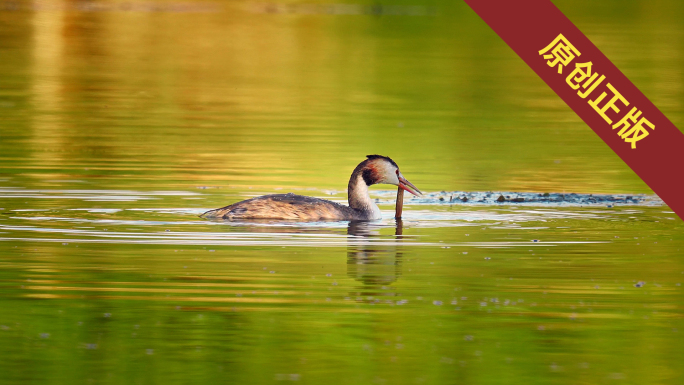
[200,155,421,221]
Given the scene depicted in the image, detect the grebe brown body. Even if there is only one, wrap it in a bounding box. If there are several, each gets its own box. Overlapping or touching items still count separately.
[200,155,421,221]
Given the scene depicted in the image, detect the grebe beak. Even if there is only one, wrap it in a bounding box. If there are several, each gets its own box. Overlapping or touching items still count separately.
[398,176,422,197]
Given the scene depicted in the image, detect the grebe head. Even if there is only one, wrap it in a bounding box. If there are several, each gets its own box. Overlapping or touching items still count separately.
[362,155,422,196]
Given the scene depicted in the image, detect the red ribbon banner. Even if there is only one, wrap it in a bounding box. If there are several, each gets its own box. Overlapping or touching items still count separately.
[465,0,684,218]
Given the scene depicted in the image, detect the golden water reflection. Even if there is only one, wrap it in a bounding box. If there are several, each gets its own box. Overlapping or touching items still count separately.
[6,1,681,194]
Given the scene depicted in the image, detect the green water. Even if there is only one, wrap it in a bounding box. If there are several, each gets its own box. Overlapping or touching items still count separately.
[1,1,683,384]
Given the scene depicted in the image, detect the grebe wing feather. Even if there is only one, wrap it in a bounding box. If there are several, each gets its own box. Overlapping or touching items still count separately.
[200,193,362,221]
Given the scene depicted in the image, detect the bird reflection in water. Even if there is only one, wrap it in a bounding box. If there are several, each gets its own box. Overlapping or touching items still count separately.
[202,217,408,300]
[346,220,405,300]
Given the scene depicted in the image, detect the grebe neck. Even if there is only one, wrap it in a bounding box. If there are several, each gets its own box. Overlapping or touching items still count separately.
[348,170,381,220]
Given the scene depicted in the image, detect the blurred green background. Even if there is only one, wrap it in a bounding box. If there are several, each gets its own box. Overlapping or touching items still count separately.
[2,0,682,195]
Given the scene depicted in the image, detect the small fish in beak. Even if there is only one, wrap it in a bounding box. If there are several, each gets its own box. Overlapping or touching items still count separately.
[398,175,422,197]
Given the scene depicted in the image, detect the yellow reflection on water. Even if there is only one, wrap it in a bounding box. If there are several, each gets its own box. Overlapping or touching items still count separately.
[31,1,67,167]
[16,1,677,193]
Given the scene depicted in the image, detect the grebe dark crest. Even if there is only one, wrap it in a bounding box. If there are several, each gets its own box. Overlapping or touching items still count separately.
[201,155,421,221]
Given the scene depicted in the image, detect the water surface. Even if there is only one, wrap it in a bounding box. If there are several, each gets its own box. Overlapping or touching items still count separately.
[1,1,683,384]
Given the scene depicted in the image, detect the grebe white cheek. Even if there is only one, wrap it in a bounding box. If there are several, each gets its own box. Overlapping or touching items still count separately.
[200,154,422,221]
